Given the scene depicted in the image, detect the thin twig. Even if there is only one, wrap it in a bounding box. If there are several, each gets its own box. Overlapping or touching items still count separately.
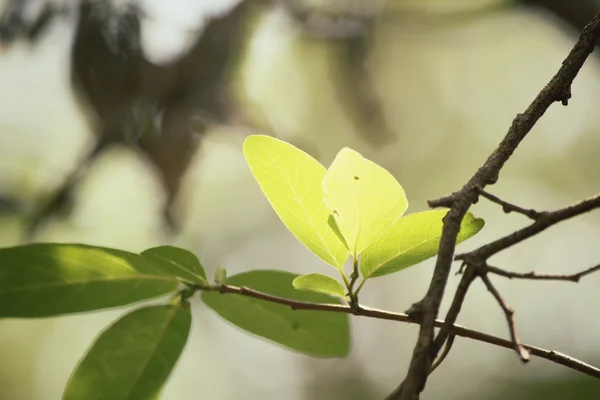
[433,265,479,353]
[429,332,456,376]
[480,274,530,362]
[198,283,600,379]
[390,12,600,400]
[476,187,540,220]
[457,193,600,261]
[484,263,600,282]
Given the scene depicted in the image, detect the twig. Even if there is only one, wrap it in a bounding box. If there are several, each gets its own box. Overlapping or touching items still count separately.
[198,283,600,379]
[389,11,600,400]
[476,187,540,220]
[457,193,600,261]
[433,265,479,354]
[429,332,456,376]
[480,274,530,362]
[484,263,600,282]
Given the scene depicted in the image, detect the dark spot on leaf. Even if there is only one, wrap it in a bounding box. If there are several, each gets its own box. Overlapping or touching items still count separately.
[354,176,359,180]
[292,322,299,330]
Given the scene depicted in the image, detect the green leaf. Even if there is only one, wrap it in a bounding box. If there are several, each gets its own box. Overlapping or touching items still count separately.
[63,304,191,400]
[213,267,227,285]
[360,210,485,279]
[201,270,350,358]
[243,135,349,269]
[293,273,347,299]
[141,246,207,285]
[0,243,179,318]
[322,148,408,256]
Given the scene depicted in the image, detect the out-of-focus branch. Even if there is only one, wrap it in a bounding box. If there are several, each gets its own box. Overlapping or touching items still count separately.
[386,11,600,400]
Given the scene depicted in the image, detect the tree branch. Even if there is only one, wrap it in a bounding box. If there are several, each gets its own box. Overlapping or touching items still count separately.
[388,11,600,400]
[432,264,479,354]
[428,332,456,375]
[457,192,600,261]
[480,273,530,362]
[484,262,600,282]
[476,187,541,220]
[197,283,600,379]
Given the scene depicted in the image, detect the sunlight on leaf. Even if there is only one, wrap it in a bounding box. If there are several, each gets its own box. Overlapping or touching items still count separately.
[293,273,348,299]
[322,148,408,256]
[243,135,349,269]
[360,210,484,279]
[63,305,191,400]
[142,246,207,285]
[202,270,350,358]
[0,244,178,318]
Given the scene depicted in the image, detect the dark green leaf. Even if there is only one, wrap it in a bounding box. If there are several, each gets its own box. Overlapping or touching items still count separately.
[202,270,350,358]
[141,246,207,285]
[0,243,178,318]
[63,304,191,400]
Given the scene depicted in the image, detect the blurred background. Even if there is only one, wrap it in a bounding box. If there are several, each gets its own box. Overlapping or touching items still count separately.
[1,0,599,399]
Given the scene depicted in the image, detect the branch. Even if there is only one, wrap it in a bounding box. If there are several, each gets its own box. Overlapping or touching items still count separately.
[476,187,541,220]
[484,262,600,282]
[480,273,530,362]
[432,264,478,354]
[457,192,600,261]
[389,11,600,400]
[198,283,600,379]
[429,332,456,375]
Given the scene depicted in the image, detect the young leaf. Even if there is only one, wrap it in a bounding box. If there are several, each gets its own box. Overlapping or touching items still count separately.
[0,243,178,318]
[360,210,485,279]
[243,135,349,269]
[293,273,347,299]
[63,304,191,400]
[214,267,227,285]
[141,246,207,285]
[201,270,350,358]
[322,148,408,256]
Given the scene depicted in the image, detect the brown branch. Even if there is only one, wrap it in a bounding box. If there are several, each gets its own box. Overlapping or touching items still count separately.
[432,264,479,354]
[476,187,541,220]
[389,11,600,400]
[429,332,456,375]
[457,193,600,261]
[198,283,600,379]
[480,273,530,362]
[484,263,600,282]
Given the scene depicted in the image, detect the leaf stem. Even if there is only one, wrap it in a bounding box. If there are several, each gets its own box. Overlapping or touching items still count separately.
[340,269,351,293]
[347,255,361,311]
[354,278,368,296]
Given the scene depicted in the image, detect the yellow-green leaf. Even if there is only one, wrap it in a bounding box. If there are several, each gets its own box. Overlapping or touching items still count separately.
[243,135,349,269]
[360,210,485,279]
[293,273,347,299]
[322,148,408,256]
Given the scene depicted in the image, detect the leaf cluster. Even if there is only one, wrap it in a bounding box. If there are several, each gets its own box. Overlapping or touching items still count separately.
[0,135,483,399]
